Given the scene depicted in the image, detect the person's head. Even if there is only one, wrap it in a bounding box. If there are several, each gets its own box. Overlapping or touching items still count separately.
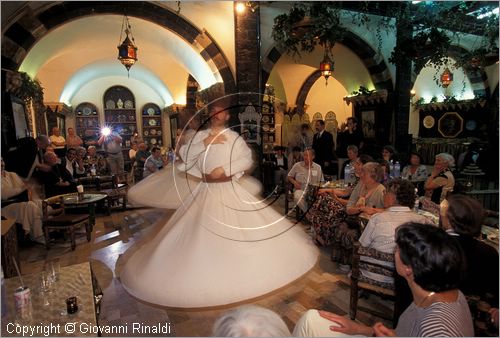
[66,148,77,161]
[139,142,147,151]
[51,127,60,136]
[441,194,484,237]
[131,142,138,150]
[36,135,50,150]
[360,162,384,184]
[382,145,395,162]
[212,305,291,337]
[409,152,423,166]
[67,127,75,136]
[395,222,465,292]
[434,153,454,171]
[346,117,358,131]
[151,146,161,158]
[314,119,325,133]
[44,151,59,166]
[273,146,284,156]
[292,146,301,156]
[76,146,86,158]
[300,123,310,136]
[46,146,55,153]
[347,145,358,161]
[303,148,315,165]
[384,179,416,208]
[87,146,97,156]
[208,96,233,127]
[353,154,374,176]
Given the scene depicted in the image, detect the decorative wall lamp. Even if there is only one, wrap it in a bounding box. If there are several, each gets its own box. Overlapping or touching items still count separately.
[440,68,453,88]
[117,14,138,76]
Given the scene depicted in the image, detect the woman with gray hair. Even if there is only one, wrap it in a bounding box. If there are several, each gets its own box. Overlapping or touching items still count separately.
[331,162,386,270]
[213,305,291,337]
[424,152,455,203]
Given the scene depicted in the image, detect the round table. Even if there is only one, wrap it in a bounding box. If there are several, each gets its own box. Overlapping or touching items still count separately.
[63,193,107,228]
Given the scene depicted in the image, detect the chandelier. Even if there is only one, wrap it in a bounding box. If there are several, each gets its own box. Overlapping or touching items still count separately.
[117,14,138,76]
[440,67,453,88]
[319,43,334,85]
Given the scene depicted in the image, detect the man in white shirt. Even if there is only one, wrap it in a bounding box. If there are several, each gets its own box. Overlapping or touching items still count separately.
[62,148,85,179]
[49,127,66,158]
[358,178,434,285]
[287,148,324,212]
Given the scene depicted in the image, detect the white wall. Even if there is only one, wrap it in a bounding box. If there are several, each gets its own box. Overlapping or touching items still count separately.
[305,78,352,124]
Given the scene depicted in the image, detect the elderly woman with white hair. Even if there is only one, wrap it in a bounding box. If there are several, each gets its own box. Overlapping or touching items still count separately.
[424,152,455,204]
[212,305,291,337]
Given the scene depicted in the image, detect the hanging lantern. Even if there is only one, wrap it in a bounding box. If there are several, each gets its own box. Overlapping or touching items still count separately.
[320,45,334,85]
[440,68,453,88]
[117,14,138,76]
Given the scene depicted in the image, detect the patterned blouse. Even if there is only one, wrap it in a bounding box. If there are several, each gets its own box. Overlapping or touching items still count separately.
[402,164,428,182]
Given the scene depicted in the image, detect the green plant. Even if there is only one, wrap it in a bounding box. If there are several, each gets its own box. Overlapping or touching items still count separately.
[350,86,375,96]
[443,95,458,104]
[13,72,44,107]
[430,96,438,104]
[414,97,426,107]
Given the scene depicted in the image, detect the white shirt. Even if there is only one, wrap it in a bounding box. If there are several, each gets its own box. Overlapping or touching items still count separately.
[287,161,324,188]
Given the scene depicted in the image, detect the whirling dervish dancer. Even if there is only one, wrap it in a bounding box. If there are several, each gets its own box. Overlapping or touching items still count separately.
[120,96,318,308]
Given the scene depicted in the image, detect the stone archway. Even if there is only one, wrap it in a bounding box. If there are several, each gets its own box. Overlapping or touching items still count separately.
[1,1,236,93]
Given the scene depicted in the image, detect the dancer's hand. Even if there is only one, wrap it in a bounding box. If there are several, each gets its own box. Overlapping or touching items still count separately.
[373,322,397,337]
[318,310,373,336]
[204,133,226,147]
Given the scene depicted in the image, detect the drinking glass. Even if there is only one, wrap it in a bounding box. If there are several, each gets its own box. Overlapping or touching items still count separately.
[49,261,61,283]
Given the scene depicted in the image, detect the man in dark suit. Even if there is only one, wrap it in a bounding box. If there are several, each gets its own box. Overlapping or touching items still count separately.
[312,119,335,176]
[37,151,77,197]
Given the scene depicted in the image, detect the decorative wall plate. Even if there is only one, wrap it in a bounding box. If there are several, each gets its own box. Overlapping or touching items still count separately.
[106,100,115,109]
[147,108,155,116]
[149,119,157,126]
[262,115,270,123]
[82,107,92,116]
[157,130,162,136]
[465,120,477,131]
[150,138,157,145]
[124,100,133,109]
[423,115,435,129]
[150,129,157,135]
[262,124,270,132]
[144,131,149,136]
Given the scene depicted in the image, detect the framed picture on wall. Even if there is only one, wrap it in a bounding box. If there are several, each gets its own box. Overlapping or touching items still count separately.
[361,110,376,138]
[438,112,463,138]
[11,96,31,139]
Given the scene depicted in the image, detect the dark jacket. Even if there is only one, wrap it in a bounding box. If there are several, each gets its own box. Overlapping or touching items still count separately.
[312,130,335,166]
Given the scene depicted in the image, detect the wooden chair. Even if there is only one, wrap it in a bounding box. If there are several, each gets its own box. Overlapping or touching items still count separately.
[100,173,128,214]
[42,194,91,251]
[345,241,398,325]
[284,182,302,221]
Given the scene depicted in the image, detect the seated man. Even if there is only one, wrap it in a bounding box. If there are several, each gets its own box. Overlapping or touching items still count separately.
[143,146,168,178]
[37,152,77,197]
[358,179,433,286]
[83,146,108,175]
[134,143,150,182]
[61,147,85,180]
[287,148,323,212]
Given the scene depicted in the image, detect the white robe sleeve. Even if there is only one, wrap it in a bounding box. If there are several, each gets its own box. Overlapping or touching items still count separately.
[221,135,253,178]
[178,131,207,177]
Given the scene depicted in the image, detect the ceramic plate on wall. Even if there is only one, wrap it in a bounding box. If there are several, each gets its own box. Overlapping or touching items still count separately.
[262,115,270,123]
[423,115,435,129]
[144,131,149,136]
[150,138,157,144]
[82,107,92,116]
[147,108,155,116]
[149,119,157,126]
[124,100,133,109]
[465,120,477,131]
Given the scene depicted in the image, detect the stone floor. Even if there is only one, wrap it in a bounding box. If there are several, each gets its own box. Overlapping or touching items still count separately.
[16,196,393,336]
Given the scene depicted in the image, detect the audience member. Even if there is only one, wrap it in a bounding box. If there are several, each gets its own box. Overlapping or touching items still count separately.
[134,143,150,182]
[98,130,124,175]
[49,126,66,158]
[213,305,291,337]
[83,146,108,175]
[358,179,433,286]
[143,147,168,178]
[306,155,373,246]
[61,148,85,180]
[441,194,499,307]
[4,135,50,179]
[336,117,364,175]
[287,149,324,213]
[381,145,397,163]
[287,146,302,171]
[269,146,288,193]
[38,151,77,197]
[340,145,358,179]
[66,127,83,148]
[294,222,473,337]
[331,162,385,269]
[401,152,428,195]
[312,119,335,176]
[424,152,455,204]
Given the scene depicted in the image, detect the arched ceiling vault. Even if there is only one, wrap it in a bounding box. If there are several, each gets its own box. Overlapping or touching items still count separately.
[19,14,219,106]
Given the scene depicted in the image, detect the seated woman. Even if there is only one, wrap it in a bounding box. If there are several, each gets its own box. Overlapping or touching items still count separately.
[441,194,499,308]
[306,154,373,246]
[424,152,455,204]
[293,222,473,337]
[331,162,385,267]
[402,152,428,195]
